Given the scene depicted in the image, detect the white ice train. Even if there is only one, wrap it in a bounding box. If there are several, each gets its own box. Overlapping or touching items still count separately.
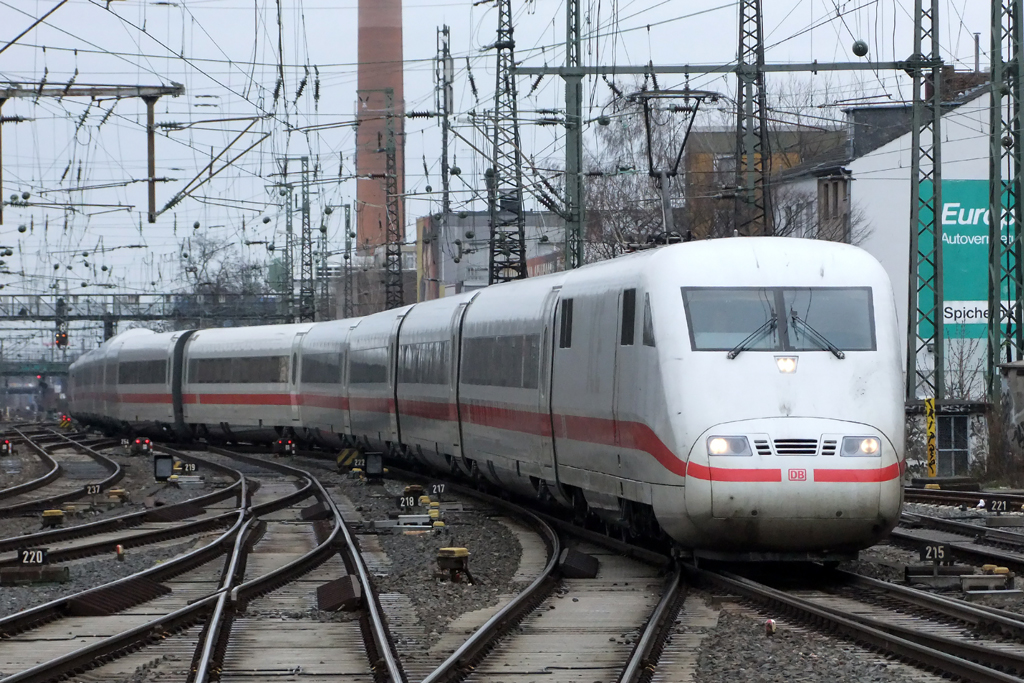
[69,238,905,560]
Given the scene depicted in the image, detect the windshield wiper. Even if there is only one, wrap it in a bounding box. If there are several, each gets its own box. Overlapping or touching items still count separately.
[727,316,777,359]
[789,310,845,359]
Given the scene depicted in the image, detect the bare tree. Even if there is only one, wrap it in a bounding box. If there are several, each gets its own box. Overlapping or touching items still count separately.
[172,235,277,328]
[583,76,867,253]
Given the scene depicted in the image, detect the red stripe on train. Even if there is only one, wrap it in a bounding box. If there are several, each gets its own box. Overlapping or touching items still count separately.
[814,463,901,482]
[685,461,782,482]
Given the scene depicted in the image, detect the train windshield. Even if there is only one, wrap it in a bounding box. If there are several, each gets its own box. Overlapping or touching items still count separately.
[682,287,875,352]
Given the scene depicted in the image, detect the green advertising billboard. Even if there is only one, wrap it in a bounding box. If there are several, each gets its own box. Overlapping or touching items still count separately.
[918,179,1013,340]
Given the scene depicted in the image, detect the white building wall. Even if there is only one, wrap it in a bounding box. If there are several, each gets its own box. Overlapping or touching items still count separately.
[849,92,990,379]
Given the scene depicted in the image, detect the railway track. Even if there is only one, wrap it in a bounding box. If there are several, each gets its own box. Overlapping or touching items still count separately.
[0,445,245,570]
[13,435,1014,683]
[894,510,1024,573]
[0,430,123,517]
[694,565,1024,683]
[905,486,1024,509]
[0,446,403,683]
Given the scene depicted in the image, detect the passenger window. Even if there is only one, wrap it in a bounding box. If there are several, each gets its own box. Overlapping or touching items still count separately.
[621,289,636,346]
[559,299,574,349]
[292,354,298,385]
[643,293,656,347]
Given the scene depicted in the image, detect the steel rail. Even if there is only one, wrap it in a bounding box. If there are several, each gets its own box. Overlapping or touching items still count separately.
[618,568,684,683]
[0,506,244,567]
[0,469,250,639]
[190,449,406,683]
[192,517,255,683]
[838,569,1024,639]
[0,449,244,553]
[405,476,561,683]
[900,511,1024,544]
[695,568,1024,683]
[0,431,124,517]
[891,525,1024,573]
[905,487,1024,507]
[0,428,62,501]
[2,595,221,683]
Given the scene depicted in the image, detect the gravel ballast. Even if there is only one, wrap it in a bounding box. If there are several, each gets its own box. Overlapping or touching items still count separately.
[694,608,923,683]
[0,538,199,617]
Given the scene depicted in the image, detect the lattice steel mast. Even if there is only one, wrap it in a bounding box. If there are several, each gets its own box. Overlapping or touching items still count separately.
[383,88,405,309]
[437,26,453,221]
[343,203,354,318]
[564,0,585,268]
[298,156,315,322]
[989,0,1024,397]
[906,0,945,402]
[488,0,528,284]
[734,0,772,236]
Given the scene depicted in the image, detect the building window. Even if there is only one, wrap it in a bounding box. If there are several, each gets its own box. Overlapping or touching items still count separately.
[817,175,851,242]
[938,414,970,477]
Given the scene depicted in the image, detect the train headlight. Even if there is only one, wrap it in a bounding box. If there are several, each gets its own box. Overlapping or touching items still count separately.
[707,436,752,456]
[841,436,881,457]
[775,356,798,373]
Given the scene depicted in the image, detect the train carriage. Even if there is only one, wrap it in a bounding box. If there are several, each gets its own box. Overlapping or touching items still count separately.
[457,274,569,501]
[394,291,475,472]
[181,323,314,442]
[296,318,355,448]
[110,329,180,438]
[346,307,410,451]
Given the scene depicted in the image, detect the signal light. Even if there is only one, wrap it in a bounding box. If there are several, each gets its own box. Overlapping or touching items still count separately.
[55,331,68,347]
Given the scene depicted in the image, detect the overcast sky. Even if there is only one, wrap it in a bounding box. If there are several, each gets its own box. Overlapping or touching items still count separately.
[0,0,993,352]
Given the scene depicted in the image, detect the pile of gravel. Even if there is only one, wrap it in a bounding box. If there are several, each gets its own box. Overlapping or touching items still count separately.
[0,539,196,618]
[694,610,919,683]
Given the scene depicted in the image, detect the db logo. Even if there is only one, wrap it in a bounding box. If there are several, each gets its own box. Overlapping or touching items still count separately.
[788,469,807,482]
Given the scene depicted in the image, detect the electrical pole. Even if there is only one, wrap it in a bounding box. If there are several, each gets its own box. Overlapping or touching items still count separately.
[0,83,182,225]
[734,0,772,236]
[437,26,453,222]
[343,203,354,318]
[906,0,945,402]
[989,0,1024,398]
[383,88,405,309]
[277,161,295,322]
[298,156,315,322]
[564,0,585,268]
[318,206,331,321]
[488,0,528,284]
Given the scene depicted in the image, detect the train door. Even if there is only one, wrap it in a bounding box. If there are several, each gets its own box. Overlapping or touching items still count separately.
[538,286,568,502]
[290,333,306,425]
[613,288,639,449]
[451,293,479,462]
[550,286,618,496]
[387,311,409,445]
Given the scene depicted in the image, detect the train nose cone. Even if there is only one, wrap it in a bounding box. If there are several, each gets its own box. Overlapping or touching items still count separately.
[684,417,902,552]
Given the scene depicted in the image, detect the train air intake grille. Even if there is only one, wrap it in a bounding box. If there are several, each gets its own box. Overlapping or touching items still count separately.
[774,439,818,455]
[754,440,772,456]
[821,440,837,456]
